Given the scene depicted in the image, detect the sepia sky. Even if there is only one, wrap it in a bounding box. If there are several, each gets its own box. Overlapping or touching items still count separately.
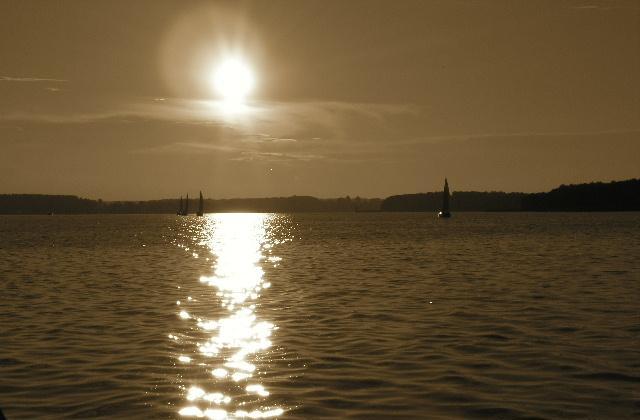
[1,0,638,200]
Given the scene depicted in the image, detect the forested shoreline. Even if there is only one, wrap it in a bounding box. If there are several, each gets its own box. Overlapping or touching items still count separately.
[1,179,638,214]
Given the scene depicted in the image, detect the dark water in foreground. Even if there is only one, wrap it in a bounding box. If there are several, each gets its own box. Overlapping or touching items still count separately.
[0,213,639,419]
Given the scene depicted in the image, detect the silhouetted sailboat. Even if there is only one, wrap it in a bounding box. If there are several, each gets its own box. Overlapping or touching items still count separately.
[178,194,189,216]
[438,178,451,218]
[197,191,204,217]
[177,196,183,215]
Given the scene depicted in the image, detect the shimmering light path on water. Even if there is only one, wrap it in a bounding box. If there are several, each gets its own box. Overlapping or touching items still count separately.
[0,213,639,419]
[173,214,286,419]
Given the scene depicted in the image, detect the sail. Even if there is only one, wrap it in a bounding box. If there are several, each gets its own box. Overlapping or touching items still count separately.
[443,178,450,213]
[197,191,204,216]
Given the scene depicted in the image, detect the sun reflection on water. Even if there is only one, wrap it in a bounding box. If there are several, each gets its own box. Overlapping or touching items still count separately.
[176,213,284,419]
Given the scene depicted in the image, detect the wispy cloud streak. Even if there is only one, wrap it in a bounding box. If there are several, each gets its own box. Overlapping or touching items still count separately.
[0,76,67,83]
[568,1,640,11]
[407,128,640,144]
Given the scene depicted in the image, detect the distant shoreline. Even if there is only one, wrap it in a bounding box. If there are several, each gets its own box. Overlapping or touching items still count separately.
[3,211,640,216]
[1,178,638,214]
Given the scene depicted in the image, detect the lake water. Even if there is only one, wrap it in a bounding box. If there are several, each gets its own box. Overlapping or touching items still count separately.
[0,213,638,419]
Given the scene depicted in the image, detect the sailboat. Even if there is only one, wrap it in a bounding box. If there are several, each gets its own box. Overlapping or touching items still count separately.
[197,191,204,217]
[438,178,451,218]
[177,196,183,215]
[183,193,189,216]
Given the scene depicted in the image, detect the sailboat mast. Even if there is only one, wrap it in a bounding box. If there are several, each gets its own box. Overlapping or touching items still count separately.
[443,178,450,213]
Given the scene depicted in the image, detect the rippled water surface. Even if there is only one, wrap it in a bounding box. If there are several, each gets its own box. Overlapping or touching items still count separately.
[1,213,639,419]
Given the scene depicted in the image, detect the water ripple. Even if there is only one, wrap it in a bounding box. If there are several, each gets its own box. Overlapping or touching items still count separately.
[0,213,638,418]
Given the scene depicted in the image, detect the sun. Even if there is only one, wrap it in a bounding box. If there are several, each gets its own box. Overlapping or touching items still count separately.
[213,58,254,104]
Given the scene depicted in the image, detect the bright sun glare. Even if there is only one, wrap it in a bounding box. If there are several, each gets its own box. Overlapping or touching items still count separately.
[213,58,254,104]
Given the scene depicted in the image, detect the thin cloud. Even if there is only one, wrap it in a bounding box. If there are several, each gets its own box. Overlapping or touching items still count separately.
[242,133,298,143]
[0,98,418,145]
[2,97,637,146]
[406,128,640,144]
[132,140,324,162]
[0,111,139,124]
[568,1,640,11]
[230,151,324,162]
[0,76,67,82]
[131,141,240,155]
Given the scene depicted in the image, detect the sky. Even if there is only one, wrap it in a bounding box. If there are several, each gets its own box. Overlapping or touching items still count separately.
[1,0,638,200]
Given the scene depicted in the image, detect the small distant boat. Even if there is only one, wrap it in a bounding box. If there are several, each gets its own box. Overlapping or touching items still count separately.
[177,194,189,216]
[177,196,183,215]
[197,191,204,217]
[438,178,451,218]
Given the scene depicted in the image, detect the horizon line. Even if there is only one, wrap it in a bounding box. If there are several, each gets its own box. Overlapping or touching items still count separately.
[1,177,638,203]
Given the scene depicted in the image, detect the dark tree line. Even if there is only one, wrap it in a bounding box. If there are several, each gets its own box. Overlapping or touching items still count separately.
[380,179,640,212]
[522,179,640,211]
[1,179,638,214]
[0,194,99,214]
[0,194,381,214]
[381,191,525,212]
